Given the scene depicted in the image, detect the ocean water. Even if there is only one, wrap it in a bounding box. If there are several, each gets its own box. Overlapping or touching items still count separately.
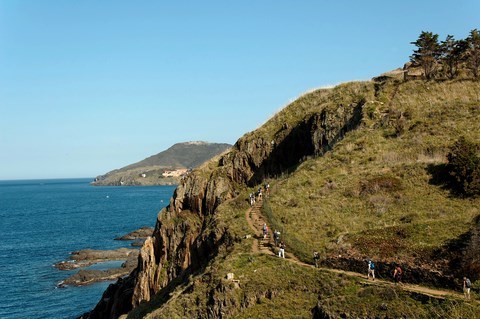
[0,178,175,319]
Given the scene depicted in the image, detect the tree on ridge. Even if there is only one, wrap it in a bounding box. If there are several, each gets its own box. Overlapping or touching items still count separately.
[410,31,441,80]
[465,29,480,79]
[440,35,466,79]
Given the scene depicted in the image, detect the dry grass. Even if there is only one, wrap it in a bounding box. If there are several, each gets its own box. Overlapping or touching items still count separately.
[137,79,480,319]
[265,79,480,263]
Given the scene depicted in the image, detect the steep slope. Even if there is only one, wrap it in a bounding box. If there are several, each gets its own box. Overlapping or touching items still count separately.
[266,79,480,286]
[82,78,480,319]
[92,142,231,186]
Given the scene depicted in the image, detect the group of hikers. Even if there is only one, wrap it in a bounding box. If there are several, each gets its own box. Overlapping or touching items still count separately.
[364,259,402,284]
[365,259,473,300]
[249,183,270,206]
[262,223,285,258]
[367,260,472,300]
[251,183,474,301]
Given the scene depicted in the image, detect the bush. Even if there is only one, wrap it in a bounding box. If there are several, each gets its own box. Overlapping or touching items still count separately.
[360,176,403,195]
[447,136,480,196]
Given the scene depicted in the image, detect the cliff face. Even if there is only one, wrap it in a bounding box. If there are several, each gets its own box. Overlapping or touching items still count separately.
[83,92,368,319]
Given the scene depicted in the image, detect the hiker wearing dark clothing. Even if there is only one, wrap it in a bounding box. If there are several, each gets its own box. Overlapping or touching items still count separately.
[367,260,375,281]
[313,251,320,268]
[257,188,263,201]
[273,229,280,247]
[463,277,472,300]
[393,265,403,284]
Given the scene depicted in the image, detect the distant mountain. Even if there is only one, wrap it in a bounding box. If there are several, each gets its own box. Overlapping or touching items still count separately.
[92,141,231,186]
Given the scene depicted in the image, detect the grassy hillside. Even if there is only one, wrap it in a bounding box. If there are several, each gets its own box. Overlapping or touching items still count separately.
[121,78,480,319]
[121,142,232,171]
[265,79,480,265]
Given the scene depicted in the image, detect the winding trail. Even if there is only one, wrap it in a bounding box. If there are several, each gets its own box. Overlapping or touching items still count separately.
[245,199,472,302]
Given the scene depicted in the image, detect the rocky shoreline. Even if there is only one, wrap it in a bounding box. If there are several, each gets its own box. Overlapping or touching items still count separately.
[55,248,139,287]
[114,226,153,243]
[55,227,153,287]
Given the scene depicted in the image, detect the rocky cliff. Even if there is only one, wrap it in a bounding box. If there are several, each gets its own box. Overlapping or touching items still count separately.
[82,84,371,319]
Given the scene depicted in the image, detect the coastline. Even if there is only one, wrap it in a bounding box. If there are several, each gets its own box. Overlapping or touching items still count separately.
[55,227,154,286]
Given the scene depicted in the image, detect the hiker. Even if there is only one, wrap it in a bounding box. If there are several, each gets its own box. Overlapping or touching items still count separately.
[367,260,375,280]
[393,265,403,284]
[265,183,270,197]
[273,229,280,247]
[262,223,268,239]
[463,277,472,300]
[257,188,263,201]
[249,193,255,206]
[278,242,285,258]
[313,251,320,268]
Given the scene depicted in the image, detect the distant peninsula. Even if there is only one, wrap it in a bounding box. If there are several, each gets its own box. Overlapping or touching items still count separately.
[92,141,231,186]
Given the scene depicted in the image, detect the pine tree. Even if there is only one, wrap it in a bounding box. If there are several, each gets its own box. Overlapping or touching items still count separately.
[410,31,441,80]
[440,35,466,79]
[465,29,480,79]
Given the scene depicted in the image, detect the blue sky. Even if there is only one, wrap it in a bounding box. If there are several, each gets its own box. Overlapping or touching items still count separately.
[0,1,478,180]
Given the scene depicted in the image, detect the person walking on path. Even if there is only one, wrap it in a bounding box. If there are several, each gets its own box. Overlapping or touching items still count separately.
[393,265,403,284]
[463,277,472,300]
[257,188,263,201]
[278,242,285,258]
[273,229,280,247]
[249,193,255,206]
[367,260,375,281]
[313,251,320,268]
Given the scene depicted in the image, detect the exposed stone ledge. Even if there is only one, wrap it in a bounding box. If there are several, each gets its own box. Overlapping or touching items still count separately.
[56,248,139,287]
[55,248,138,270]
[114,227,154,241]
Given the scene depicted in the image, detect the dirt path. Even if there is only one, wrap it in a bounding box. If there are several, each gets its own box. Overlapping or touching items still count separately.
[245,200,471,302]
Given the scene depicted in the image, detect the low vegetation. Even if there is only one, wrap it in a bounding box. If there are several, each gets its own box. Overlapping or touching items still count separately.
[266,79,480,267]
[156,77,480,319]
[122,78,480,319]
[447,136,480,196]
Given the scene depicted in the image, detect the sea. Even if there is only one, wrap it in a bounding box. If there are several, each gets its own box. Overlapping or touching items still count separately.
[0,178,176,319]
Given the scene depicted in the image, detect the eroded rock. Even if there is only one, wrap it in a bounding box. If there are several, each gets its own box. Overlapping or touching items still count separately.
[55,248,137,270]
[114,227,154,240]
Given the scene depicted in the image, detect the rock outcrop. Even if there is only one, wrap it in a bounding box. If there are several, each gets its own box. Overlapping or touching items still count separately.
[55,248,138,270]
[55,248,139,287]
[62,251,138,286]
[114,227,154,241]
[83,94,368,319]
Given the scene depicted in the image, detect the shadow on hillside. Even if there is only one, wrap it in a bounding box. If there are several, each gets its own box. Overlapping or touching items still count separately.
[435,216,480,284]
[426,163,457,195]
[248,119,315,186]
[248,103,364,186]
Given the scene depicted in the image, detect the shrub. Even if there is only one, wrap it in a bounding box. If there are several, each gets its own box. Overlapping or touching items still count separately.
[360,176,403,195]
[447,136,480,197]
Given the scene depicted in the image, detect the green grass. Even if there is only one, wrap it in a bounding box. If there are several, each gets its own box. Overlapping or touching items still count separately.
[138,249,480,319]
[129,78,480,319]
[265,79,480,264]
